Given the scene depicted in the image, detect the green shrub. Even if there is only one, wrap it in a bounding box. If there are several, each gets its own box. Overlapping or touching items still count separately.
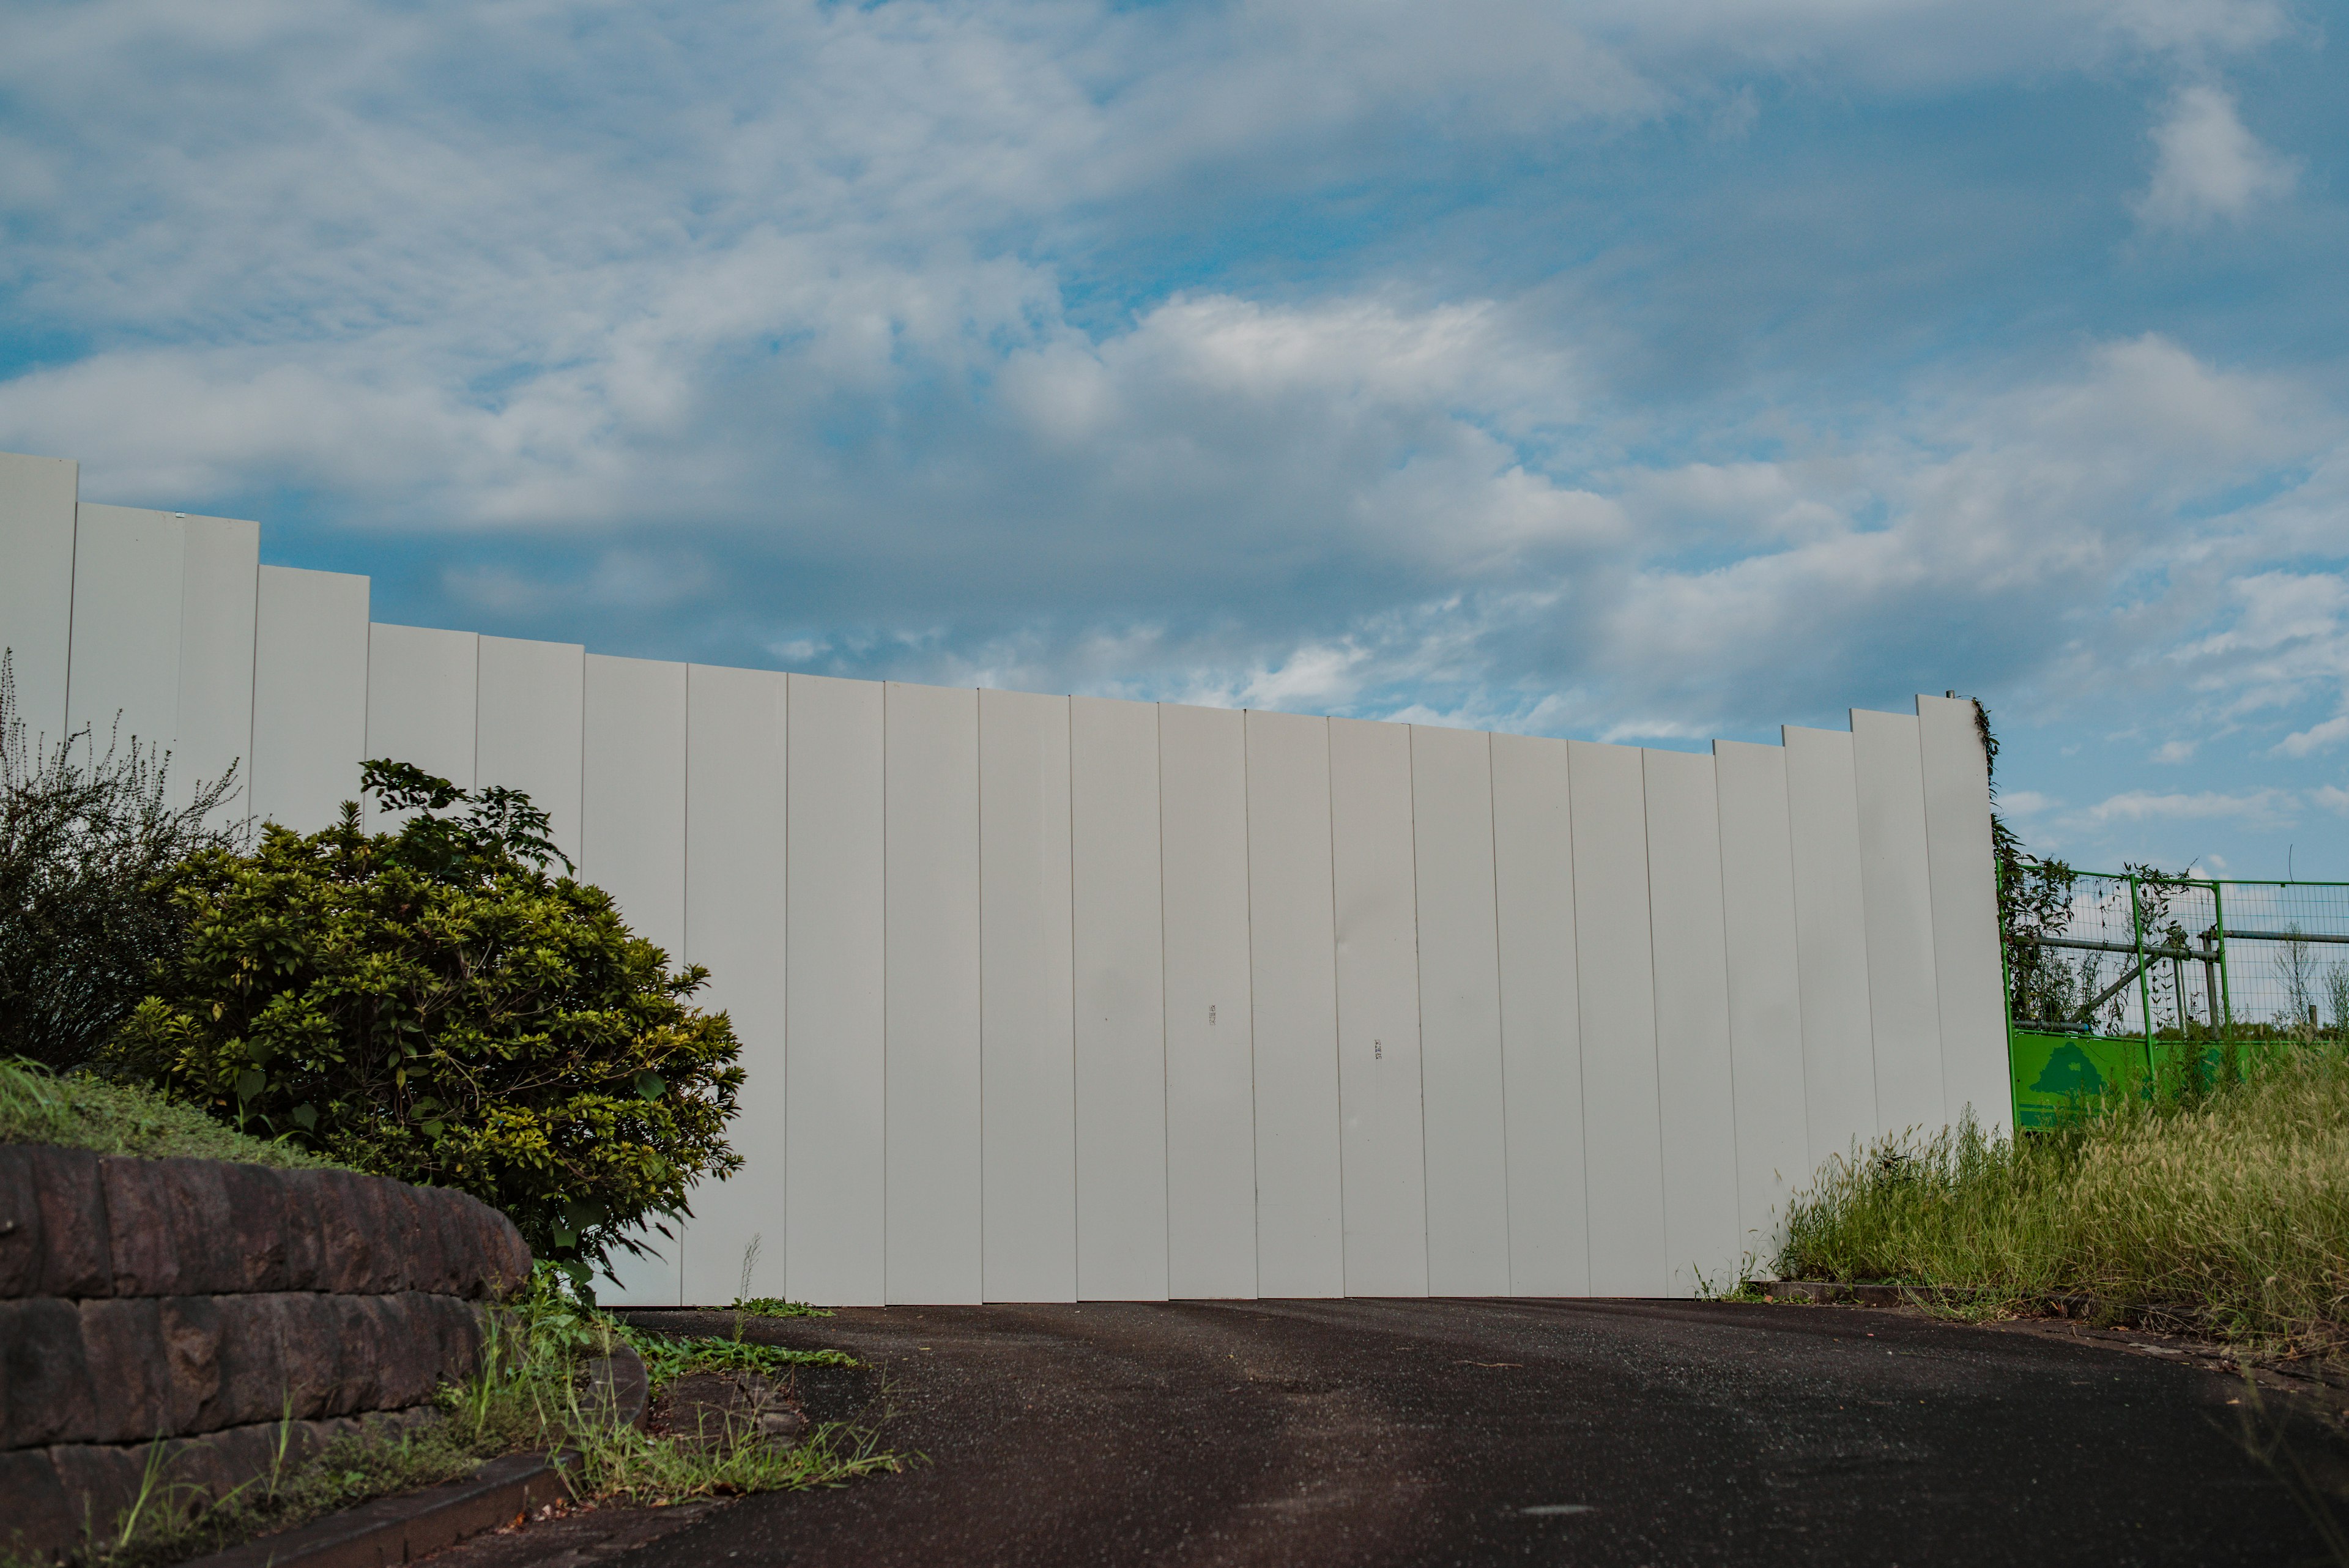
[0,649,240,1072]
[106,761,744,1284]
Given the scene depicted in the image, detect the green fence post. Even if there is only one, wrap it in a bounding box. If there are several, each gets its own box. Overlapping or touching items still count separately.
[2213,879,2235,1083]
[2130,872,2155,1088]
[1996,847,2021,1132]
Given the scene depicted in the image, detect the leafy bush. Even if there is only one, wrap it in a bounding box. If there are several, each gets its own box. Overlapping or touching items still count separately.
[0,648,240,1072]
[107,760,744,1283]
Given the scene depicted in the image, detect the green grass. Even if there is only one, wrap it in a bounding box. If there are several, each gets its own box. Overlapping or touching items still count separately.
[1778,1046,2349,1357]
[0,1058,339,1169]
[730,1296,832,1318]
[42,1268,893,1568]
[612,1321,858,1382]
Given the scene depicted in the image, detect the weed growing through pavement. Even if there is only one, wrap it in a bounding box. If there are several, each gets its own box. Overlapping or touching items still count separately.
[732,1296,834,1318]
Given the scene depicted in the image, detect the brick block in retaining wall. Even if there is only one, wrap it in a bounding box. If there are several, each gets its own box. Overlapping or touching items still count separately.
[0,1143,535,1561]
[0,1144,532,1301]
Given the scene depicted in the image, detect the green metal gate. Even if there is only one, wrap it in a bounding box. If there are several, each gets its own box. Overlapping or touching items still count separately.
[2002,872,2349,1128]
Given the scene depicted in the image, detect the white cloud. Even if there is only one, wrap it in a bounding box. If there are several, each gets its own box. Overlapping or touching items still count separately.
[0,0,2336,882]
[2135,84,2299,229]
[2063,787,2298,831]
[2278,716,2349,758]
[2315,785,2349,817]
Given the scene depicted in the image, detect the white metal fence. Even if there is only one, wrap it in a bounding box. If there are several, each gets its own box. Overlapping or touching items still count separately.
[1,449,2009,1304]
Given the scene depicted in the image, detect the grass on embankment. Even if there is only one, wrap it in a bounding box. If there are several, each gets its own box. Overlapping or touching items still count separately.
[0,1058,338,1168]
[1777,1047,2349,1358]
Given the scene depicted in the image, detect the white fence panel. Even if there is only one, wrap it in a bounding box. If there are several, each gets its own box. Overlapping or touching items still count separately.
[1411,724,1511,1297]
[0,452,78,743]
[882,681,983,1304]
[1328,715,1428,1298]
[1642,748,1741,1296]
[251,567,368,834]
[175,516,258,825]
[583,656,687,951]
[1491,732,1587,1297]
[1071,696,1170,1301]
[1852,708,1945,1138]
[1918,694,2011,1137]
[1568,739,1667,1298]
[682,663,790,1306]
[1784,725,1880,1169]
[1713,739,1810,1260]
[584,655,689,1306]
[1249,709,1346,1298]
[363,624,478,830]
[1917,691,2011,1133]
[67,506,184,750]
[475,637,585,866]
[1159,702,1258,1299]
[979,688,1077,1302]
[785,673,887,1306]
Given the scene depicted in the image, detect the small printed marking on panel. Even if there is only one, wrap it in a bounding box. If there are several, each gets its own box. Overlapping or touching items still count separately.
[1375,1039,1382,1060]
[1209,1005,1217,1025]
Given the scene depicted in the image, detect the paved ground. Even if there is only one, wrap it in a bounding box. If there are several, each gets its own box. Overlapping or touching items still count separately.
[573,1299,2341,1567]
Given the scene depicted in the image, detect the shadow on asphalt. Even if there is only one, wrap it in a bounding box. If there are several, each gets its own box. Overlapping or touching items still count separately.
[585,1298,2347,1567]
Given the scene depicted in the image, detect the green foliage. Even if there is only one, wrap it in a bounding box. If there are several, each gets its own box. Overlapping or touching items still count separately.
[105,760,744,1281]
[1778,1045,2349,1358]
[732,1297,833,1319]
[0,648,240,1072]
[0,1058,338,1169]
[612,1323,858,1383]
[54,1261,893,1568]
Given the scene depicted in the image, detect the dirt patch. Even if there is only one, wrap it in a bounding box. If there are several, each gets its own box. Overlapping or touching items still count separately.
[644,1369,809,1449]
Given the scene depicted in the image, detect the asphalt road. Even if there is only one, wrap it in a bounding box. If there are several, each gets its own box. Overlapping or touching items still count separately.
[603,1299,2345,1567]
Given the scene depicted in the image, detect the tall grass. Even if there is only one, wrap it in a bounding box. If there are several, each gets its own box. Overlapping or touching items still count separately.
[1779,1047,2349,1356]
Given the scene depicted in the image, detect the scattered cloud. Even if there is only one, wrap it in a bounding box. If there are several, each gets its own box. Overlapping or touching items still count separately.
[0,0,2337,877]
[2062,788,2299,832]
[2136,84,2299,229]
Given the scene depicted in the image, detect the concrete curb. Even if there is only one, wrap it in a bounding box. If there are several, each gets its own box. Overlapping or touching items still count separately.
[174,1343,648,1568]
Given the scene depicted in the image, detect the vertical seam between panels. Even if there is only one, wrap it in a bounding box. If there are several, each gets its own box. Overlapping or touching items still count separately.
[676,664,688,1307]
[878,682,888,1307]
[1242,710,1263,1299]
[1065,694,1078,1300]
[1157,703,1173,1299]
[1565,743,1596,1298]
[1485,730,1512,1298]
[1405,726,1431,1298]
[1706,750,1740,1300]
[1321,714,1343,1300]
[1638,748,1667,1296]
[61,468,81,758]
[974,688,987,1304]
[1151,704,1171,1301]
[1845,721,1883,1138]
[1710,741,1750,1277]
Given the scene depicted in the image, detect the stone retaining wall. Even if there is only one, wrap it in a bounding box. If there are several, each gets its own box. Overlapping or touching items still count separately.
[0,1143,533,1559]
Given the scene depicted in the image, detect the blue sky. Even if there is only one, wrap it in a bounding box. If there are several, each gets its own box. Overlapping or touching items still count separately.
[2,0,2344,878]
